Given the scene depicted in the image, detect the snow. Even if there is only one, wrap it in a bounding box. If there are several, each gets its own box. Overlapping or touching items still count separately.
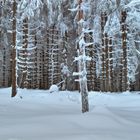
[18,0,43,19]
[49,84,59,93]
[0,88,140,140]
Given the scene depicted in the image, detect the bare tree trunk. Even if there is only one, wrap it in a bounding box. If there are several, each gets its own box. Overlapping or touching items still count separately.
[81,80,89,113]
[109,37,113,92]
[47,26,61,87]
[105,33,109,91]
[85,32,95,91]
[121,11,128,91]
[100,12,107,91]
[56,29,61,85]
[45,29,50,89]
[11,0,17,97]
[49,27,55,86]
[61,32,68,90]
[21,18,28,88]
[0,2,2,87]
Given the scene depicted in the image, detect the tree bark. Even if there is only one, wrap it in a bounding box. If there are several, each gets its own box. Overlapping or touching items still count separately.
[77,0,89,113]
[121,11,128,91]
[11,0,17,97]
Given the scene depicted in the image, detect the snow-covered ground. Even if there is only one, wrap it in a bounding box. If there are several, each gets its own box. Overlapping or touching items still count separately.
[0,88,140,140]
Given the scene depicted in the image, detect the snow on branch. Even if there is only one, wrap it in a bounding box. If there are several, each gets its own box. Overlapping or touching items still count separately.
[74,55,91,62]
[18,0,43,19]
[68,6,79,12]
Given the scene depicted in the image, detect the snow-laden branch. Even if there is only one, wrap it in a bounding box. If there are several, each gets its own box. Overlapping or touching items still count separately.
[18,0,43,19]
[68,6,79,12]
[74,55,91,62]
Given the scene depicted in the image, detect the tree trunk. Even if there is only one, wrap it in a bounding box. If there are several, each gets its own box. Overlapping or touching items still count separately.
[100,12,107,91]
[77,0,89,113]
[22,18,28,88]
[81,81,89,113]
[121,11,128,91]
[105,33,109,91]
[11,0,17,97]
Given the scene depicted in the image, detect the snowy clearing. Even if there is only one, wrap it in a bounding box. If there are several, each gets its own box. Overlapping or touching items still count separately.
[0,88,140,140]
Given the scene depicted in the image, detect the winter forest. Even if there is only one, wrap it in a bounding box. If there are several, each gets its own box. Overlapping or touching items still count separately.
[0,0,140,139]
[0,0,140,93]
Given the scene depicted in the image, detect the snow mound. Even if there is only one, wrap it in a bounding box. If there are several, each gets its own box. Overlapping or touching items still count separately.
[49,85,59,93]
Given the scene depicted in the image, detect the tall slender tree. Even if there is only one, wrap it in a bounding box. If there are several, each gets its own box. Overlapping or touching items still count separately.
[72,0,94,113]
[11,0,17,97]
[121,10,128,91]
[11,0,43,95]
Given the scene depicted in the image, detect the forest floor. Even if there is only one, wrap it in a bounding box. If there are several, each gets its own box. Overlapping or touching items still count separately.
[0,88,140,140]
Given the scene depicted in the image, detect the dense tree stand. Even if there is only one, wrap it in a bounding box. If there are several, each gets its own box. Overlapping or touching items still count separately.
[0,0,139,95]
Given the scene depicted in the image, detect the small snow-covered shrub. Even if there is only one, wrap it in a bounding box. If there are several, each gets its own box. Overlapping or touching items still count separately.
[49,85,59,93]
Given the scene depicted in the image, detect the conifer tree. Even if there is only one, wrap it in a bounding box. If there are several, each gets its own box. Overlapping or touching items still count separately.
[72,0,93,113]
